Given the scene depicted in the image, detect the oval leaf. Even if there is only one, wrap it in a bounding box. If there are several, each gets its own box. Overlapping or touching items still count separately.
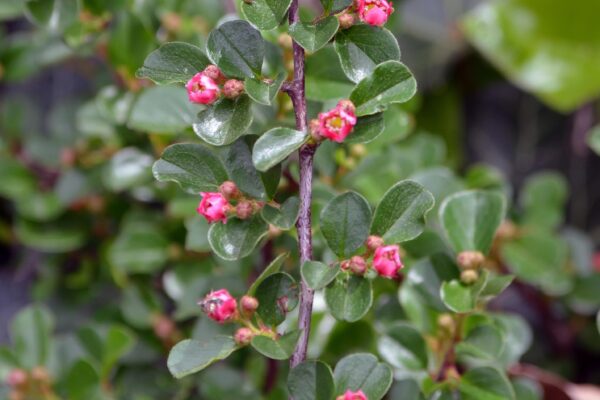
[193,95,253,146]
[377,323,428,373]
[136,42,211,84]
[289,17,340,53]
[207,20,265,78]
[255,272,299,326]
[325,275,373,322]
[252,127,308,172]
[459,366,516,400]
[301,261,340,290]
[345,113,385,144]
[261,196,300,230]
[370,180,434,244]
[320,191,372,258]
[248,252,289,296]
[440,280,476,313]
[208,216,269,260]
[288,361,335,400]
[167,336,238,378]
[241,0,293,31]
[251,330,301,360]
[245,72,286,105]
[333,353,393,400]
[350,61,417,116]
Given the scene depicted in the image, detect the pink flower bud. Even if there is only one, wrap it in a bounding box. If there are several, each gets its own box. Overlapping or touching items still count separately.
[348,256,367,275]
[186,72,220,104]
[318,101,357,143]
[197,192,230,223]
[338,13,355,29]
[309,119,324,142]
[199,289,238,323]
[372,245,403,278]
[203,65,225,83]
[357,0,394,27]
[236,201,254,220]
[456,251,485,270]
[240,295,259,315]
[222,79,245,99]
[6,369,27,388]
[234,327,254,346]
[219,180,240,200]
[365,235,384,251]
[336,389,368,400]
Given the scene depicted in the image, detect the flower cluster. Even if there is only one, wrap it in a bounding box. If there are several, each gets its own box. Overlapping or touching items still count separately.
[338,0,394,29]
[196,181,263,224]
[341,235,403,279]
[337,389,368,400]
[5,367,53,400]
[311,100,358,143]
[456,250,485,285]
[186,65,244,105]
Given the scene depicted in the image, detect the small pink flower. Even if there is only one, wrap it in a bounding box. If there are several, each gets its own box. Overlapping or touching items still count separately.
[6,369,27,387]
[186,72,220,104]
[197,192,230,223]
[318,101,357,143]
[199,289,238,323]
[373,245,403,278]
[337,389,368,400]
[357,0,394,27]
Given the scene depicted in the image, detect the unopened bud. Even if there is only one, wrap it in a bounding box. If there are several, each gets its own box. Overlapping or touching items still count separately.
[236,201,254,219]
[6,369,27,388]
[278,33,293,49]
[240,295,259,315]
[338,13,355,29]
[495,220,518,240]
[152,314,176,340]
[337,99,356,114]
[203,64,225,83]
[365,235,384,252]
[437,313,455,333]
[234,327,254,346]
[348,256,367,275]
[445,366,461,381]
[350,144,367,158]
[223,79,245,99]
[219,180,240,200]
[456,251,485,270]
[30,366,49,383]
[460,269,479,285]
[309,119,324,142]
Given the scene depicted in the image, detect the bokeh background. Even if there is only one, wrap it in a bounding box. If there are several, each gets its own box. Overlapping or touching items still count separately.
[1,0,600,399]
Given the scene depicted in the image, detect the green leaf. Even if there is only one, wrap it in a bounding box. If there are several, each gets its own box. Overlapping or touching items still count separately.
[439,190,506,255]
[333,353,393,400]
[10,305,54,368]
[320,0,352,14]
[252,127,308,171]
[248,252,289,296]
[325,275,373,322]
[136,42,211,85]
[288,361,335,400]
[107,11,155,75]
[320,191,372,257]
[167,336,238,378]
[377,323,428,374]
[103,147,153,192]
[334,25,400,83]
[0,158,37,200]
[512,378,543,400]
[24,0,77,33]
[63,360,101,400]
[345,113,385,144]
[479,274,514,299]
[462,0,600,112]
[128,86,200,134]
[153,143,228,193]
[520,172,567,230]
[440,280,476,313]
[208,215,269,260]
[251,330,301,360]
[193,96,253,146]
[587,125,600,156]
[459,366,516,400]
[289,17,340,53]
[15,219,86,253]
[14,192,64,222]
[207,20,265,78]
[241,0,292,31]
[456,325,505,365]
[108,223,170,274]
[406,254,460,311]
[370,180,435,244]
[245,72,286,105]
[255,272,299,326]
[493,314,532,367]
[350,61,417,116]
[301,261,341,290]
[261,196,300,230]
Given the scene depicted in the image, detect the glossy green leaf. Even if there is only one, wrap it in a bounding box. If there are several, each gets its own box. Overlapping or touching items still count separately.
[193,96,253,146]
[320,0,352,14]
[15,219,86,253]
[103,147,153,192]
[245,72,286,105]
[334,25,400,83]
[512,378,543,400]
[333,353,393,400]
[251,330,301,360]
[301,261,340,290]
[350,61,417,116]
[370,180,435,244]
[520,172,567,230]
[255,272,299,326]
[406,254,460,311]
[462,0,600,112]
[167,336,238,378]
[128,86,200,134]
[493,314,532,367]
[321,191,371,257]
[439,191,505,254]
[207,20,264,78]
[377,323,428,373]
[288,360,335,400]
[440,280,476,313]
[248,252,289,296]
[136,42,211,84]
[208,216,269,261]
[24,0,77,33]
[63,360,101,400]
[252,127,308,172]
[153,143,228,193]
[261,196,300,230]
[241,0,292,30]
[289,17,339,53]
[345,113,385,144]
[459,366,516,400]
[456,325,505,365]
[14,192,64,222]
[325,275,373,322]
[107,11,155,75]
[108,223,169,274]
[10,305,54,369]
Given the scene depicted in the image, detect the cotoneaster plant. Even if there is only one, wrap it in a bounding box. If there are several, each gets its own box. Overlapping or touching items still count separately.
[128,0,531,399]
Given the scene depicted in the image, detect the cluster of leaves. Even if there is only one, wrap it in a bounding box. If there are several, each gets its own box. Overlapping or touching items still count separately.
[0,0,599,399]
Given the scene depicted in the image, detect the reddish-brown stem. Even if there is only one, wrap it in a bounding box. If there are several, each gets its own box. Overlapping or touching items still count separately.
[285,0,317,369]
